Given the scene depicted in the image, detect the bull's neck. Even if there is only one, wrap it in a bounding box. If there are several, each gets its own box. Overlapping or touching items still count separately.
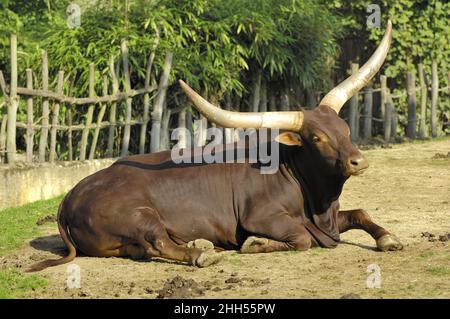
[280,145,347,213]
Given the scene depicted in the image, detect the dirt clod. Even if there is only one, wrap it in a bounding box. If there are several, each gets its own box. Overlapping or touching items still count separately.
[432,152,450,159]
[225,277,242,284]
[36,215,57,226]
[156,275,205,299]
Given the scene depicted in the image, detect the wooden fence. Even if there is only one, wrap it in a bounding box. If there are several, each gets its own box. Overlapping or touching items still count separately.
[0,34,172,164]
[345,61,450,142]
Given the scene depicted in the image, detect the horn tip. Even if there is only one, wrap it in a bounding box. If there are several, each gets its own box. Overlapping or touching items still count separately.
[387,20,392,31]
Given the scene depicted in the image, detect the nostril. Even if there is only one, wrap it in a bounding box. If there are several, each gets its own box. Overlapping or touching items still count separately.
[350,158,360,166]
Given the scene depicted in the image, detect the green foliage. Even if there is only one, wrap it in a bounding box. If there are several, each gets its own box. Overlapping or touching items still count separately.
[1,0,342,99]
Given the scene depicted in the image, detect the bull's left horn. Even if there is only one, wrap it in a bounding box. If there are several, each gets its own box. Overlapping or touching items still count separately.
[320,20,393,113]
[179,80,304,131]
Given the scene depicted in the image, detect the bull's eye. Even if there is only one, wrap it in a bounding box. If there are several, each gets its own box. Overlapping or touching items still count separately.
[312,135,320,143]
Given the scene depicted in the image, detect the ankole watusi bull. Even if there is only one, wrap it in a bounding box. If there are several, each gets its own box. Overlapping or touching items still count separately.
[29,21,403,272]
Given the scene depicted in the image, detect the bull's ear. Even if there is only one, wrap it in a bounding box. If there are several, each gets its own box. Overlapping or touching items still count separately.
[275,132,302,146]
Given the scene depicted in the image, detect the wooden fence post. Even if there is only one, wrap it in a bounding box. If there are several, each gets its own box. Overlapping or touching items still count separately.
[390,95,398,140]
[89,76,108,160]
[25,69,34,162]
[7,34,18,164]
[107,56,119,158]
[363,86,373,140]
[384,89,393,142]
[120,40,132,157]
[417,64,427,138]
[349,63,359,141]
[79,63,95,160]
[139,30,159,154]
[0,115,6,163]
[49,71,64,162]
[150,51,173,153]
[430,61,438,137]
[38,50,49,162]
[380,75,387,136]
[406,71,417,139]
[67,103,73,161]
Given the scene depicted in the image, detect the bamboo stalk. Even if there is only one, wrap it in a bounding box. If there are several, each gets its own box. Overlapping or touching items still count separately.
[25,69,34,162]
[49,71,64,162]
[89,76,108,160]
[79,63,95,160]
[107,56,119,158]
[7,34,18,164]
[417,64,427,138]
[38,50,49,162]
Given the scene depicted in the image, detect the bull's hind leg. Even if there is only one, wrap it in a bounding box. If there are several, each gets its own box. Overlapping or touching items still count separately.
[338,209,403,251]
[132,207,223,267]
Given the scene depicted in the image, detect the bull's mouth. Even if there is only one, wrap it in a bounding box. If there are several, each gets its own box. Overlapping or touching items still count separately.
[351,167,368,176]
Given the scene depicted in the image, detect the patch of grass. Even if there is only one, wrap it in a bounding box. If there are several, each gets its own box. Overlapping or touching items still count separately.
[426,266,450,276]
[0,195,64,256]
[0,269,47,299]
[420,251,434,258]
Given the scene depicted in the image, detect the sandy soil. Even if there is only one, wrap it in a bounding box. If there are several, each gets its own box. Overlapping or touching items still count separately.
[1,138,449,299]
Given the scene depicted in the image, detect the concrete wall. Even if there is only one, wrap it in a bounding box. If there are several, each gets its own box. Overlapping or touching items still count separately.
[0,159,116,210]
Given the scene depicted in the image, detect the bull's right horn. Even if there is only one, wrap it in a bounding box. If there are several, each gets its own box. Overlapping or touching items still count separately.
[179,80,304,131]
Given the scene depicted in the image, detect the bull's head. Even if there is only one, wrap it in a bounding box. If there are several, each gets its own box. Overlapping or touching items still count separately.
[180,21,392,178]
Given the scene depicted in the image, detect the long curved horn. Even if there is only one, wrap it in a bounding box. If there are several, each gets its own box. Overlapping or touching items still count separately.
[320,20,393,113]
[179,80,304,131]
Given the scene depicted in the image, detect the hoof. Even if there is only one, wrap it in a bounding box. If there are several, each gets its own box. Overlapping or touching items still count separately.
[376,234,403,251]
[195,249,223,268]
[240,236,269,253]
[187,239,214,251]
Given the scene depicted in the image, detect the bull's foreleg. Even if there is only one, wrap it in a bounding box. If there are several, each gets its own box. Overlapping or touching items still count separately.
[240,214,314,254]
[337,209,403,251]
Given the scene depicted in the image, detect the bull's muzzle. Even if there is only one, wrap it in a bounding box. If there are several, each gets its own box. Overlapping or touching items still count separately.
[346,154,369,176]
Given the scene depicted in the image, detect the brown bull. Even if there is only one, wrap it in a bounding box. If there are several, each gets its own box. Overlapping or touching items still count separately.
[29,21,402,272]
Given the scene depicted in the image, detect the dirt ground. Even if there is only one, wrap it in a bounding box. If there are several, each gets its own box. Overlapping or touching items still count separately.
[1,138,449,299]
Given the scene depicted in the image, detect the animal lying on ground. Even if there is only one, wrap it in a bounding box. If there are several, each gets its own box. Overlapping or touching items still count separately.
[29,21,402,272]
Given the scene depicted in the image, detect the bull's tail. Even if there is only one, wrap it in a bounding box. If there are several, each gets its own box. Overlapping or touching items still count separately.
[27,201,76,272]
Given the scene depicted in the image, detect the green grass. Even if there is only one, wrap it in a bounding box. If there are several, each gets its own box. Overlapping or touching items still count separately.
[0,195,63,257]
[420,251,434,259]
[426,266,450,276]
[0,196,64,298]
[0,269,47,299]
